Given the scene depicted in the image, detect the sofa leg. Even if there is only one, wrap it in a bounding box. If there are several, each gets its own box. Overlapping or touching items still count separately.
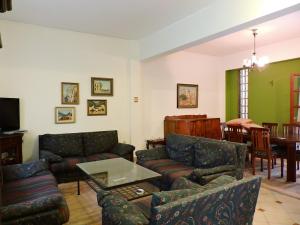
[77,180,80,195]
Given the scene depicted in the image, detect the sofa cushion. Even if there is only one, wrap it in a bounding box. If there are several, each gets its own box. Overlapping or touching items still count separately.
[170,177,203,190]
[41,133,84,157]
[40,150,63,163]
[151,189,199,208]
[83,131,118,156]
[141,159,193,189]
[194,140,237,168]
[50,157,86,174]
[85,153,119,162]
[2,173,57,205]
[166,134,198,166]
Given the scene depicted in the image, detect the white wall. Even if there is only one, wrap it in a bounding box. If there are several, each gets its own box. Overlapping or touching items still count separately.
[0,20,140,161]
[141,51,221,140]
[218,36,300,121]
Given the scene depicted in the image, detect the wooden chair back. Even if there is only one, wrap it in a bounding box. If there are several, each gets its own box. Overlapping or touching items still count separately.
[262,122,278,137]
[282,123,300,136]
[250,127,271,154]
[226,124,244,143]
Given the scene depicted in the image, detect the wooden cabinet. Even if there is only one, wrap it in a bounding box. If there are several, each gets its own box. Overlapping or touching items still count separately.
[164,115,221,140]
[0,133,23,165]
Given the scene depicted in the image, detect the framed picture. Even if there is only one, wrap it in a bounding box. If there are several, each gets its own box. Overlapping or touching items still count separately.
[55,107,76,124]
[177,83,198,108]
[87,99,107,116]
[91,77,113,96]
[61,82,79,104]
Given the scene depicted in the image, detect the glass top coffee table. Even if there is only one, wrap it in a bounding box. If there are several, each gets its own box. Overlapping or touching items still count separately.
[77,158,161,200]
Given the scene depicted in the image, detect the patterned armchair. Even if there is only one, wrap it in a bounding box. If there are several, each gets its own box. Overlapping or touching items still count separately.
[1,161,69,225]
[98,176,262,225]
[136,134,247,190]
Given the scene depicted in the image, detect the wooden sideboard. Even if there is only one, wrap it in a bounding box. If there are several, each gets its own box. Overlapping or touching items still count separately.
[0,133,23,165]
[164,115,221,140]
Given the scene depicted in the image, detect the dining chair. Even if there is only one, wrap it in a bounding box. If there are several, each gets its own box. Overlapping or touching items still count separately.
[262,122,278,137]
[226,124,244,143]
[282,123,300,169]
[250,127,283,179]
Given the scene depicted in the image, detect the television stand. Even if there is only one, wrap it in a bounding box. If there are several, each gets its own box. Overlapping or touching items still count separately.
[0,133,24,165]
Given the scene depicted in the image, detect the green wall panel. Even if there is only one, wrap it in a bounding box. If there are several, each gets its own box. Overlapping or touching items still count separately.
[225,58,300,128]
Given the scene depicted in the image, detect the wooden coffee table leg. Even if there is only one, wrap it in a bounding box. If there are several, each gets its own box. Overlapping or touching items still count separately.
[77,179,80,195]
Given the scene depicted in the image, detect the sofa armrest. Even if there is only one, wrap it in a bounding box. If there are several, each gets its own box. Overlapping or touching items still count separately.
[234,143,247,179]
[39,150,63,163]
[111,143,135,158]
[2,160,49,182]
[97,192,148,225]
[189,165,236,185]
[136,147,168,163]
[1,193,69,221]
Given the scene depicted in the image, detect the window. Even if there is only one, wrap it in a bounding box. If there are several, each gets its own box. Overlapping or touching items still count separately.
[239,69,248,119]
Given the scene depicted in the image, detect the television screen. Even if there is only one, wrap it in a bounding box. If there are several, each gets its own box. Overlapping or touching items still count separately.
[0,98,20,132]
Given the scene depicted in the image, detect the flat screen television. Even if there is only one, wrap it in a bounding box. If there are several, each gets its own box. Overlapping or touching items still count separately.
[0,98,20,132]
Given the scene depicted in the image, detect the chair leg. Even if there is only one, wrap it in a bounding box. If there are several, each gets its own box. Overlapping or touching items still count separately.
[272,158,274,169]
[267,158,271,180]
[274,156,277,165]
[297,161,299,170]
[252,155,256,175]
[260,158,263,172]
[281,158,284,178]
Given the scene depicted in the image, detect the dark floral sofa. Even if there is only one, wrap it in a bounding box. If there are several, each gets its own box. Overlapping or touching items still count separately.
[39,130,135,183]
[98,175,262,225]
[136,133,247,190]
[0,160,69,225]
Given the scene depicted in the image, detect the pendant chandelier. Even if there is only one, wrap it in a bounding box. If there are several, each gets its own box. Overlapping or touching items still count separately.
[243,29,269,69]
[0,0,12,13]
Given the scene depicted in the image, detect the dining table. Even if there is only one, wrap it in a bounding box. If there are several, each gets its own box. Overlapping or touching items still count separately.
[271,135,300,182]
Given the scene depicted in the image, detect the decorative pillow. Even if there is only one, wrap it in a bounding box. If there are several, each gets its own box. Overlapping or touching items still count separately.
[203,175,237,190]
[41,133,84,157]
[40,150,63,163]
[151,189,199,208]
[166,134,198,166]
[194,141,237,168]
[83,131,118,156]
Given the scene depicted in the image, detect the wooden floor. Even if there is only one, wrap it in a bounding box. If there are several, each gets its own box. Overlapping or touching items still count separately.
[59,181,101,225]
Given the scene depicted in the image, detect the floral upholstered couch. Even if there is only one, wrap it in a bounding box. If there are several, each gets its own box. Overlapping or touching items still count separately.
[136,133,247,190]
[0,160,69,225]
[39,130,135,183]
[98,175,262,225]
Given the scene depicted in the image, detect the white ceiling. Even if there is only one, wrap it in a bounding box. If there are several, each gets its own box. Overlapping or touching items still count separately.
[186,10,300,56]
[0,0,216,40]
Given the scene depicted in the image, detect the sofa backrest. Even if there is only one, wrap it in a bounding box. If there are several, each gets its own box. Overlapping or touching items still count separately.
[82,130,118,156]
[39,133,84,157]
[39,130,119,157]
[150,176,261,225]
[165,134,247,177]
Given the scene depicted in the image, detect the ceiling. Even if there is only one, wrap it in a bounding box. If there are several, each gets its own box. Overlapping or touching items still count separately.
[0,0,216,40]
[186,10,300,56]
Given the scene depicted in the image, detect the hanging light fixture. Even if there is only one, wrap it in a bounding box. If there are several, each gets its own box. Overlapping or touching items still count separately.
[243,29,269,69]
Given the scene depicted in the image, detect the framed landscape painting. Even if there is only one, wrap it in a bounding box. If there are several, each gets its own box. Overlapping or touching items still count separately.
[87,99,107,116]
[55,107,75,124]
[177,83,198,108]
[91,77,113,96]
[61,82,79,104]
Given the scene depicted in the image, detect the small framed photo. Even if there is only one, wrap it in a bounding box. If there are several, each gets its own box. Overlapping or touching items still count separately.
[61,82,79,104]
[87,99,107,116]
[177,83,198,108]
[91,77,113,96]
[55,107,76,124]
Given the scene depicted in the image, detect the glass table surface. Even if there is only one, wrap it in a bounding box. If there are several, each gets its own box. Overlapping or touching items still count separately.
[76,158,161,189]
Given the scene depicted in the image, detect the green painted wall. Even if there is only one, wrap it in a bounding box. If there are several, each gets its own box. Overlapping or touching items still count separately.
[226,58,300,128]
[226,69,239,121]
